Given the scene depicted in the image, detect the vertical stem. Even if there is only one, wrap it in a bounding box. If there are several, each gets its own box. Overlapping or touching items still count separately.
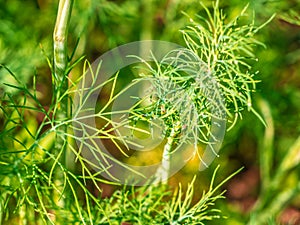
[139,0,153,59]
[53,0,73,209]
[257,97,274,192]
[53,0,73,148]
[155,121,180,184]
[54,0,73,81]
[140,0,153,41]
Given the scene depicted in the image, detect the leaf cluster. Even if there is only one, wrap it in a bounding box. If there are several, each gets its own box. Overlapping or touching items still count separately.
[91,166,241,225]
[181,0,274,129]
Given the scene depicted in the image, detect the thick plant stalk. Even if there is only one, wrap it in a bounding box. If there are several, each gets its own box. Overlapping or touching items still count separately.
[53,0,73,105]
[155,121,180,184]
[53,0,73,209]
[54,0,73,81]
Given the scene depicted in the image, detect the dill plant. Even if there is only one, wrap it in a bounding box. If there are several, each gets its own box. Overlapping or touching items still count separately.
[0,0,274,224]
[129,0,274,183]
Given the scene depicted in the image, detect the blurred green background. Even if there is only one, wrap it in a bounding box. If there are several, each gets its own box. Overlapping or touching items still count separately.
[0,0,299,224]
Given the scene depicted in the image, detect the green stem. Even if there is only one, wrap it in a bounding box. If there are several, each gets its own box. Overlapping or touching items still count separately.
[155,121,180,184]
[139,0,153,59]
[53,0,73,210]
[140,0,153,41]
[257,97,274,192]
[53,0,73,148]
[54,0,73,81]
